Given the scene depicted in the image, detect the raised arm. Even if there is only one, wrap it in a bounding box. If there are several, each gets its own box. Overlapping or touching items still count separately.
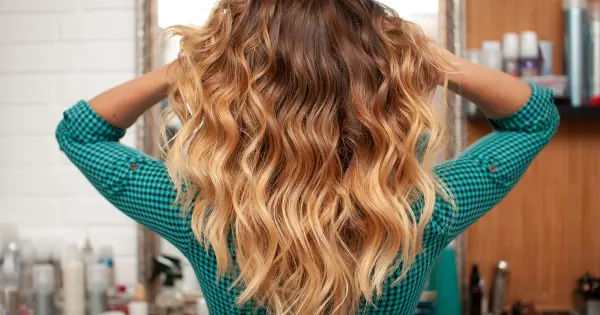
[433,51,560,243]
[55,66,193,253]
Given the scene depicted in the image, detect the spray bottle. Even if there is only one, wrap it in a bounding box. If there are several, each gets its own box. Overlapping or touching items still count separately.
[62,244,85,315]
[564,0,587,106]
[33,264,55,315]
[153,255,185,315]
[2,242,21,315]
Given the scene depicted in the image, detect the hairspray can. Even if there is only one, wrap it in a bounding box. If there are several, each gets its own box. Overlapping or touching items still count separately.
[539,41,554,75]
[587,3,600,103]
[564,0,587,107]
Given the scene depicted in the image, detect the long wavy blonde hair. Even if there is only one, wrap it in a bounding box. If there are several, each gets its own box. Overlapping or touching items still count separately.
[164,0,449,314]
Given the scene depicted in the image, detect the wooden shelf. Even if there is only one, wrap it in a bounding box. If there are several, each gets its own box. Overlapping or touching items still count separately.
[467,98,600,121]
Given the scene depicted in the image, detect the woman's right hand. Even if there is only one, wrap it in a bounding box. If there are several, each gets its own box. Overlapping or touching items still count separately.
[435,48,458,86]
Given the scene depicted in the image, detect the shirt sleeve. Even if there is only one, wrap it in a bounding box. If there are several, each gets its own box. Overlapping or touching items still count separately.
[432,84,560,243]
[55,101,192,253]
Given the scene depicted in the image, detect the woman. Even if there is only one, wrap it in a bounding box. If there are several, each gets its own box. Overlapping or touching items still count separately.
[56,0,559,314]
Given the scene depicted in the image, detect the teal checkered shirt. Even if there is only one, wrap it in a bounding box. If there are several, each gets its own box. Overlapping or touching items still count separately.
[56,84,559,314]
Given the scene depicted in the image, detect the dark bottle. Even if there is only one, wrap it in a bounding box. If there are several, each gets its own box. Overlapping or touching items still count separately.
[470,265,483,315]
[511,301,522,315]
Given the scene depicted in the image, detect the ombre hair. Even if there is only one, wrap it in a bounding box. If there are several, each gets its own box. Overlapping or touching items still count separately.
[164,0,449,314]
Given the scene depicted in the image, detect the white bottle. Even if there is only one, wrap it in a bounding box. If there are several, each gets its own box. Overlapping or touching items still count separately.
[62,244,85,315]
[87,264,109,315]
[481,41,503,71]
[2,242,20,290]
[503,33,520,76]
[519,31,540,77]
[129,301,149,315]
[20,240,36,309]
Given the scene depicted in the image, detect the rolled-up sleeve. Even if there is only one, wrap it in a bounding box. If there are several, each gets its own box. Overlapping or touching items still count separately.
[432,84,560,243]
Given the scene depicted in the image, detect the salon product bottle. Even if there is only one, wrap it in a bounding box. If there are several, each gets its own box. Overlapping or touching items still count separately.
[482,41,503,71]
[62,244,85,315]
[20,240,36,310]
[2,242,20,289]
[87,263,109,315]
[128,301,149,315]
[490,261,509,315]
[539,41,554,75]
[153,255,185,315]
[2,242,22,315]
[49,238,66,291]
[519,31,540,77]
[2,288,20,315]
[511,301,523,315]
[469,265,482,315]
[588,3,600,103]
[564,0,587,106]
[98,246,115,288]
[480,279,489,315]
[33,264,55,315]
[107,285,130,313]
[502,33,520,76]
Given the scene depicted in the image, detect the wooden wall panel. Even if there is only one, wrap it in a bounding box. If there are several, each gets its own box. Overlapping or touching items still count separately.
[466,0,600,311]
[466,121,600,310]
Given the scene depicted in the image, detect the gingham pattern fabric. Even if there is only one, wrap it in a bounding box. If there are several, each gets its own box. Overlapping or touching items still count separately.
[56,84,559,314]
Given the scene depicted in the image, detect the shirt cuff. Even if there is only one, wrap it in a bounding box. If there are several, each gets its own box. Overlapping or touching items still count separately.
[62,100,126,143]
[489,84,557,133]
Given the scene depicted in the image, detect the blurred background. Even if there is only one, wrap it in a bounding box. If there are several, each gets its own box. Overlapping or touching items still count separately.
[0,0,599,314]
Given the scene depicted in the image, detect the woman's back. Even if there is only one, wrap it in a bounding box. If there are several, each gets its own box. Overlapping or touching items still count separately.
[55,0,560,314]
[56,83,558,313]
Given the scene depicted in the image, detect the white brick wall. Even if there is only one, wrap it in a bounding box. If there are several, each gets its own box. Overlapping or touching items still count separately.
[0,0,138,286]
[0,0,78,12]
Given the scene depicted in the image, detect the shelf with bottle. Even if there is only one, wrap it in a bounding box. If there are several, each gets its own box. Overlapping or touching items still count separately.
[466,98,600,121]
[465,75,600,121]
